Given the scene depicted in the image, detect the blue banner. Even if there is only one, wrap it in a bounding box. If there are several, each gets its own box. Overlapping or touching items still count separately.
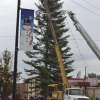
[20,9,34,51]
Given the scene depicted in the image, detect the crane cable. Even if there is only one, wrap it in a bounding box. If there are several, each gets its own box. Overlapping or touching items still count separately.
[66,15,89,74]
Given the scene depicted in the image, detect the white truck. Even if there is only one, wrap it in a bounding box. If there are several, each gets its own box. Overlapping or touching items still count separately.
[47,84,90,100]
[64,88,90,100]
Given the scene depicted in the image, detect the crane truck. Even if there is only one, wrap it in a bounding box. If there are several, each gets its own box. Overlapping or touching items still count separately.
[44,0,90,100]
[67,11,100,61]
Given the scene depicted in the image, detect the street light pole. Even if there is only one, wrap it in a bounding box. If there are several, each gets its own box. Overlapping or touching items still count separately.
[12,0,20,100]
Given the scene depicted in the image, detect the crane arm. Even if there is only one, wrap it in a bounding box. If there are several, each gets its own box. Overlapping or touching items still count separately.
[44,0,69,89]
[68,11,100,61]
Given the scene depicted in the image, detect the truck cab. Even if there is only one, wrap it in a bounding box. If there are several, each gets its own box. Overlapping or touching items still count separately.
[47,84,90,100]
[64,88,90,100]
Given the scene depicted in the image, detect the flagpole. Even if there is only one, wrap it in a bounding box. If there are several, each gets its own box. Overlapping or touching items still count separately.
[12,0,20,100]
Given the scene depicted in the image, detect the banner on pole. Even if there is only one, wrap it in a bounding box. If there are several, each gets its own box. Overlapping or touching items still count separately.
[20,9,34,51]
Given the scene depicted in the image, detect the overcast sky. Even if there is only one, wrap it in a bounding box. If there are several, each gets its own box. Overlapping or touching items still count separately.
[0,0,100,79]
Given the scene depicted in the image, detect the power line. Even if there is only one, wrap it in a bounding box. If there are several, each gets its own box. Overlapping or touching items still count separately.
[69,38,100,42]
[70,0,100,17]
[82,0,100,11]
[0,36,15,38]
[0,35,100,42]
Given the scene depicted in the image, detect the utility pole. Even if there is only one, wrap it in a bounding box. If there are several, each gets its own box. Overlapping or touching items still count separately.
[85,66,86,78]
[12,0,20,100]
[84,66,87,95]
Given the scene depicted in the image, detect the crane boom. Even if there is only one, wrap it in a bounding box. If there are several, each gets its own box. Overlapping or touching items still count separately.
[44,0,69,88]
[68,11,100,61]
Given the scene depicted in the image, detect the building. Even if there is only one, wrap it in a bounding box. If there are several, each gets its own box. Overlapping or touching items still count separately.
[69,78,100,100]
[25,76,40,99]
[17,83,27,99]
[18,77,100,100]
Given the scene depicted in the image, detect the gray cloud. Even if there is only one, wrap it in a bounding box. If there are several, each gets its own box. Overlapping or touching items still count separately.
[0,0,100,78]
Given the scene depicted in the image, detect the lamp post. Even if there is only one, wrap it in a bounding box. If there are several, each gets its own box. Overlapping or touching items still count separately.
[12,0,20,100]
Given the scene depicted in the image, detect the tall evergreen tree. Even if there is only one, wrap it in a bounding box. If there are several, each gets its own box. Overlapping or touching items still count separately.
[24,0,74,95]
